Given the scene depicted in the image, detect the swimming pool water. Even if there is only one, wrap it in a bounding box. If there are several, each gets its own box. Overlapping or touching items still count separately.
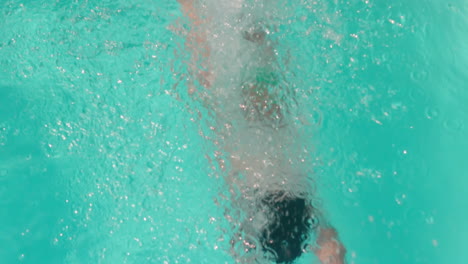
[1,0,467,263]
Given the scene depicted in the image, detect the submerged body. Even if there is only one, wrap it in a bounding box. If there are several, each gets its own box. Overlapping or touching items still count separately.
[178,0,345,263]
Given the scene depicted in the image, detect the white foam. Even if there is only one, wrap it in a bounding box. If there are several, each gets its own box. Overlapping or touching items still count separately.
[186,0,311,195]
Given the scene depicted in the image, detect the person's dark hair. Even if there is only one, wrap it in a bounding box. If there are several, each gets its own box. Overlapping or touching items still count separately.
[260,192,316,263]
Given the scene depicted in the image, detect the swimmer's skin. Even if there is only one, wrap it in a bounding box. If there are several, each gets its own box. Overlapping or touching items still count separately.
[178,1,346,263]
[177,0,213,89]
[315,228,346,264]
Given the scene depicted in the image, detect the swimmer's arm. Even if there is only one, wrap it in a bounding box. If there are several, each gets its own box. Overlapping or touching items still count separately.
[314,228,346,264]
[178,0,202,26]
[177,0,207,49]
[177,0,212,88]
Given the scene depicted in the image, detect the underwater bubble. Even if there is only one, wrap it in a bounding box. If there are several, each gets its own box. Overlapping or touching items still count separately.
[305,215,319,230]
[341,177,360,198]
[424,107,440,120]
[308,108,323,126]
[233,234,260,262]
[410,69,428,82]
[425,215,435,225]
[443,118,464,132]
[394,193,407,206]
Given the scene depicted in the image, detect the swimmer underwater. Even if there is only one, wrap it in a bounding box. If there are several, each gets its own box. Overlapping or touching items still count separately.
[177,0,346,263]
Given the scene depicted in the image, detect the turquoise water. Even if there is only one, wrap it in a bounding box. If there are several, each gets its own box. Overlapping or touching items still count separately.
[1,0,467,263]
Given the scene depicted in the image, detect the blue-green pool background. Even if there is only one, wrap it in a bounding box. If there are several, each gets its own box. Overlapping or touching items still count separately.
[1,0,467,263]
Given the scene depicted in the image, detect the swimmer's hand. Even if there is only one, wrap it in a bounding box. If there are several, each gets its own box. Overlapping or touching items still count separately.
[315,228,346,264]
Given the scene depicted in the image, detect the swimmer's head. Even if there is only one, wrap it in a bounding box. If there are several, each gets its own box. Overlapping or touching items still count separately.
[259,192,315,263]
